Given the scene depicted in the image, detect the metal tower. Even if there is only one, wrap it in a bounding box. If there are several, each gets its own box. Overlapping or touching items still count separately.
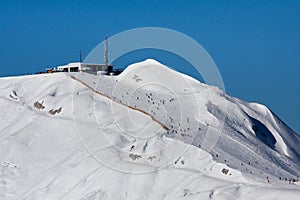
[104,35,109,67]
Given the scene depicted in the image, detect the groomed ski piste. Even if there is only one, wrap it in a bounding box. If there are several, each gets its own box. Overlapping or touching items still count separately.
[0,59,299,199]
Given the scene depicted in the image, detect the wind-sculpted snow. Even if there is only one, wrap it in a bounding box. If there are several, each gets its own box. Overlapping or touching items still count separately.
[0,60,299,199]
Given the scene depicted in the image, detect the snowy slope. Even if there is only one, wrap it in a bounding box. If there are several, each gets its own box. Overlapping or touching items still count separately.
[73,59,300,179]
[0,60,300,199]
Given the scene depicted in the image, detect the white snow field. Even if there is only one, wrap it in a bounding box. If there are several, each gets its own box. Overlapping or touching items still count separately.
[0,59,299,199]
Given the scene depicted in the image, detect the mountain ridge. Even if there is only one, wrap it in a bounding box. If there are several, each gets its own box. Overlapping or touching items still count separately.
[0,60,299,199]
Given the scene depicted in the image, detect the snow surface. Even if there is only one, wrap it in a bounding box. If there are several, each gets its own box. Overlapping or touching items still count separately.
[0,59,299,199]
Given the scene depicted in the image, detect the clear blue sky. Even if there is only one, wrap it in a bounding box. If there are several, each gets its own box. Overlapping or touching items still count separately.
[0,0,299,134]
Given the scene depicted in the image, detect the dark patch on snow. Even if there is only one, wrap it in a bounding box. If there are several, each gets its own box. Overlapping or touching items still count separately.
[250,116,276,149]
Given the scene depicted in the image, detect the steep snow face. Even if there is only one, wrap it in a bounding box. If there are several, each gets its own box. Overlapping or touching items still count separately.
[72,59,300,179]
[0,60,300,200]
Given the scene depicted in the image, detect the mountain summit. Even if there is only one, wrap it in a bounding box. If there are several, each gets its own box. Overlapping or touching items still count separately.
[0,60,299,199]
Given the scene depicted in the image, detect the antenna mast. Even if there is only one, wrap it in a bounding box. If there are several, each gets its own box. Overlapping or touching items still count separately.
[104,35,109,67]
[80,50,82,63]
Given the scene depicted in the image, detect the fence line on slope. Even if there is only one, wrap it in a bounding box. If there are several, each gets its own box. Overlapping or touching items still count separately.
[71,76,169,131]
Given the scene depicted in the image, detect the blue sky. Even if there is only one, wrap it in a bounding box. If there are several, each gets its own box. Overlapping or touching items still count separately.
[0,0,299,134]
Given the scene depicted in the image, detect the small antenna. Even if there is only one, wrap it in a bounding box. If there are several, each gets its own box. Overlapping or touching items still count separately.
[80,50,82,63]
[104,35,109,67]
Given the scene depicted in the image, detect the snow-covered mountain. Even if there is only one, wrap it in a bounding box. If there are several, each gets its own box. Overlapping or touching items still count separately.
[0,59,299,199]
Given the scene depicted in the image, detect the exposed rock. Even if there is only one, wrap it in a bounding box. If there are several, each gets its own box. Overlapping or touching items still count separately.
[34,101,45,110]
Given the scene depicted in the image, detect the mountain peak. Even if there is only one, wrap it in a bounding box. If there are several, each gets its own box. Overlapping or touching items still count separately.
[1,61,299,199]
